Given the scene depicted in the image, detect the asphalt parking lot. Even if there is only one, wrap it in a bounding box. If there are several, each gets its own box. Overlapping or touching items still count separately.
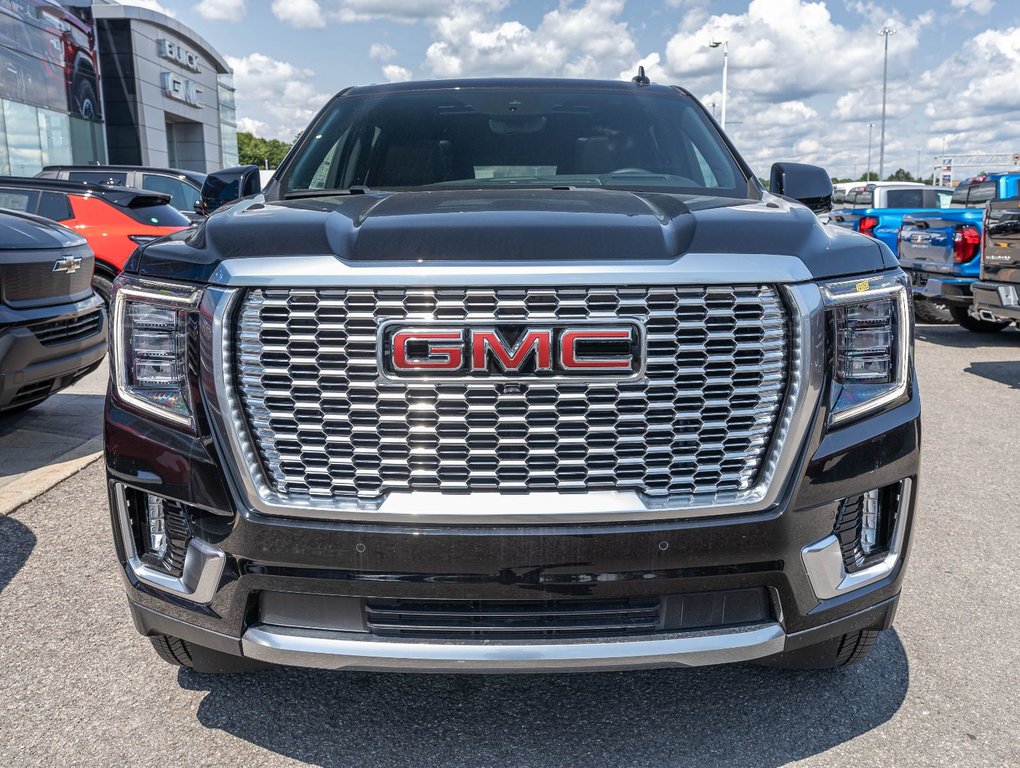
[1,323,1018,768]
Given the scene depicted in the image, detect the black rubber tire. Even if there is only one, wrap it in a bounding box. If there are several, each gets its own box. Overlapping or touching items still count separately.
[913,298,952,324]
[149,635,194,668]
[760,629,881,670]
[149,634,270,673]
[948,305,1009,333]
[92,273,113,308]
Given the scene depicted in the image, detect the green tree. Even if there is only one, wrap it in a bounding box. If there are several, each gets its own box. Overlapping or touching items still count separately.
[237,131,292,169]
[885,168,918,183]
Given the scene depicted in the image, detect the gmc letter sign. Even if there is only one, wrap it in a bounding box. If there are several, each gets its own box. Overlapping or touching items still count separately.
[380,322,643,380]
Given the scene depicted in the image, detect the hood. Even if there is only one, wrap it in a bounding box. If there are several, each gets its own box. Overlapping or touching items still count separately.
[134,188,893,282]
[0,210,86,250]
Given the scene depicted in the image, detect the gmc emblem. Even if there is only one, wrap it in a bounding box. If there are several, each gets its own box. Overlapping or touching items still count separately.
[378,321,644,380]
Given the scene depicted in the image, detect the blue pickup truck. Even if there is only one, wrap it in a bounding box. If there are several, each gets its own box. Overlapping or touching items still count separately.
[829,184,952,253]
[898,173,1020,331]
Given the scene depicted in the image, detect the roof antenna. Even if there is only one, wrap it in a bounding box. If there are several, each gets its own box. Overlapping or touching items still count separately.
[632,65,650,86]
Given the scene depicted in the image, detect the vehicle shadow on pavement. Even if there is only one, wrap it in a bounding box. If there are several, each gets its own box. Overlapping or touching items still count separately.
[965,361,1020,390]
[182,630,909,768]
[0,515,36,594]
[915,325,1019,349]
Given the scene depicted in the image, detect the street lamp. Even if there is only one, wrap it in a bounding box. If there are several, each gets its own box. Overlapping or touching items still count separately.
[708,39,728,130]
[877,27,896,180]
[867,122,874,181]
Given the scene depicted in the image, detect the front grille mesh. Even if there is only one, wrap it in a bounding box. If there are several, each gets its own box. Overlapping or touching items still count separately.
[365,598,663,640]
[30,310,103,347]
[235,286,790,502]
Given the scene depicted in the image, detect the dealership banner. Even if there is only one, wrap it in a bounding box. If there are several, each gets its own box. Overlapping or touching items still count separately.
[0,0,102,121]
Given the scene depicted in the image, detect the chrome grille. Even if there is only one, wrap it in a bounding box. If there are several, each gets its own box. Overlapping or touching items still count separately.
[235,286,790,502]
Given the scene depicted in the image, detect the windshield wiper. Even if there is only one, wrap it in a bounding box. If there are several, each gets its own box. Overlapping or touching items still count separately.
[283,186,371,199]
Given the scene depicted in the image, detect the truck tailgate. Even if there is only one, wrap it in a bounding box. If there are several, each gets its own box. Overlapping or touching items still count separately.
[897,211,981,275]
[982,198,1020,282]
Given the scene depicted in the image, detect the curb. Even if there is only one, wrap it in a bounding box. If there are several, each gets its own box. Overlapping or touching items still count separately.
[0,436,104,516]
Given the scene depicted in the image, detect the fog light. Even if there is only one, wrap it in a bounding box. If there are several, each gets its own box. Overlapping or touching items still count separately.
[146,495,167,558]
[833,482,902,573]
[860,489,881,554]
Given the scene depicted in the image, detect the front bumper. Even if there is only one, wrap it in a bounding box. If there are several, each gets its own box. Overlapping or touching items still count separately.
[106,378,920,671]
[972,280,1020,323]
[0,295,107,410]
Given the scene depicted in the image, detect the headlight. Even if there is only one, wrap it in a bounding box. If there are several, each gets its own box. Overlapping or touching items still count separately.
[821,271,912,425]
[112,277,201,427]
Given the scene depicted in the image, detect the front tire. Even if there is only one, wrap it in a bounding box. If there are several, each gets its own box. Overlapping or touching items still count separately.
[949,305,1009,333]
[761,629,881,670]
[92,274,113,307]
[913,298,952,324]
[149,634,269,673]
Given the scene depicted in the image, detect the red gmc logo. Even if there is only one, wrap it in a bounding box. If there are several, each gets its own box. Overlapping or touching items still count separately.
[380,323,642,379]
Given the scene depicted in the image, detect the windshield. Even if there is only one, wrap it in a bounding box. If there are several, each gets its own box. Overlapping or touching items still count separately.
[282,86,749,197]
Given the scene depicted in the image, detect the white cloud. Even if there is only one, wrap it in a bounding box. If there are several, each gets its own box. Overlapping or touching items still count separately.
[423,0,636,79]
[950,0,994,14]
[333,0,457,23]
[917,26,1020,150]
[226,53,331,140]
[654,0,924,102]
[195,0,246,22]
[113,0,175,16]
[237,116,270,135]
[369,42,398,61]
[271,0,326,29]
[382,64,413,82]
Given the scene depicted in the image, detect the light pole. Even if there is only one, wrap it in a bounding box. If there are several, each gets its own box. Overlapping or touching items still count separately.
[867,122,874,181]
[709,39,728,130]
[878,27,896,180]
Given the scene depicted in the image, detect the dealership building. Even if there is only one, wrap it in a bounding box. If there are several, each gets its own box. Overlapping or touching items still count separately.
[0,0,238,177]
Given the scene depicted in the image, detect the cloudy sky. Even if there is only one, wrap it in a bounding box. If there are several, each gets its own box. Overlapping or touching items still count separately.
[127,0,1019,180]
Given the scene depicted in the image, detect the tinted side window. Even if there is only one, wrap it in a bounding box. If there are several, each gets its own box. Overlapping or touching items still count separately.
[885,189,924,208]
[951,185,972,205]
[0,188,40,213]
[142,174,201,211]
[68,171,129,185]
[38,192,73,221]
[969,182,996,204]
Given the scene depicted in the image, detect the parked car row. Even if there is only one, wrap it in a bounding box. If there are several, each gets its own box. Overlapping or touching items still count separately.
[829,173,1020,333]
[0,164,202,414]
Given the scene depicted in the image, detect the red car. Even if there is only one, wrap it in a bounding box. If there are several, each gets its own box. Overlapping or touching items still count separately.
[0,177,190,302]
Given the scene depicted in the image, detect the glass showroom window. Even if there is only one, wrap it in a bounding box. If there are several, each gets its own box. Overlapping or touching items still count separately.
[39,109,73,168]
[2,100,43,176]
[0,104,10,175]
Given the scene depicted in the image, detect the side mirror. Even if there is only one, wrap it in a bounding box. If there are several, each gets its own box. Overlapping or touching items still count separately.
[769,162,833,214]
[197,164,262,216]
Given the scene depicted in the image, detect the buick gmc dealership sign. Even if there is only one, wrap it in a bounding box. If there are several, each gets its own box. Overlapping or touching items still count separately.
[158,39,201,72]
[158,38,203,107]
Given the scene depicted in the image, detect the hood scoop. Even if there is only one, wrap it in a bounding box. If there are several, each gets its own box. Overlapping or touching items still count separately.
[330,189,696,262]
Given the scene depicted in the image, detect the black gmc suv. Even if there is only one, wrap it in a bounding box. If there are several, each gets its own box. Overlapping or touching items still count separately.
[1,209,106,413]
[105,78,921,674]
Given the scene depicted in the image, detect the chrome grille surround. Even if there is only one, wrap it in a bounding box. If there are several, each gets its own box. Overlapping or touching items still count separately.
[202,257,823,524]
[227,282,802,515]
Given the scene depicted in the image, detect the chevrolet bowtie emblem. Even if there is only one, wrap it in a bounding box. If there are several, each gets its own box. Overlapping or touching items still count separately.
[52,255,83,275]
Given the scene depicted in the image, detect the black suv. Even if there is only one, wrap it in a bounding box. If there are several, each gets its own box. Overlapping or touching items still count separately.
[0,210,106,413]
[106,78,920,674]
